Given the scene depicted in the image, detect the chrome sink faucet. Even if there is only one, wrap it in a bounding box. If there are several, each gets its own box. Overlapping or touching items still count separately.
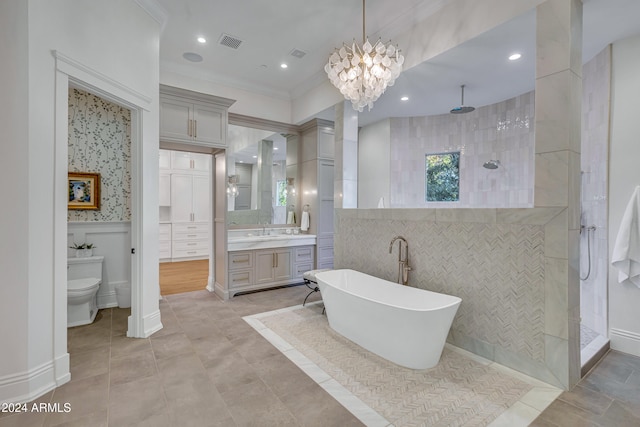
[389,236,411,285]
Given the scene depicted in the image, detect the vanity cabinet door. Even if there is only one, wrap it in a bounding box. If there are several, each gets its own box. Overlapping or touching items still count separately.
[273,249,292,282]
[255,250,276,284]
[255,249,292,284]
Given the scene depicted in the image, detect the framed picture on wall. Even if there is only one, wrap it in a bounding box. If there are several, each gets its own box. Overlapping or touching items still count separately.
[68,172,100,210]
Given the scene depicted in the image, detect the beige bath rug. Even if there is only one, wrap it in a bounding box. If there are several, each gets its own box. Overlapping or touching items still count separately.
[248,304,536,427]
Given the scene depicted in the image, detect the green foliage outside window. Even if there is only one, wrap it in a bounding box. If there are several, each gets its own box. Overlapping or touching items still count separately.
[276,179,287,206]
[425,152,460,202]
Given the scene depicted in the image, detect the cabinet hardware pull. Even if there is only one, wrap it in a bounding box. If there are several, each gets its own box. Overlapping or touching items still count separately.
[187,251,197,254]
[194,120,197,138]
[187,234,197,237]
[275,253,278,268]
[187,119,191,137]
[187,226,196,229]
[188,243,197,246]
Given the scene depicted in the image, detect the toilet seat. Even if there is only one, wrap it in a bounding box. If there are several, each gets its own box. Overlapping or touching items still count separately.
[68,277,100,293]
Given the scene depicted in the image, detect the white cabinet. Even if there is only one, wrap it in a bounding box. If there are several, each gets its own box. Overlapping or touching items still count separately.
[171,223,208,259]
[227,245,315,296]
[159,85,233,148]
[171,174,210,223]
[293,246,314,280]
[159,149,171,170]
[159,172,171,207]
[159,147,213,262]
[255,248,292,285]
[171,151,210,172]
[159,223,172,261]
[228,251,254,289]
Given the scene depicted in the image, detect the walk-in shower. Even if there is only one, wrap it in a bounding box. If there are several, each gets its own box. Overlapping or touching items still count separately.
[580,169,609,372]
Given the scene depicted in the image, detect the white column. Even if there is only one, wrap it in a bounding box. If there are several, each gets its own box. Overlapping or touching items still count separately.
[334,101,358,208]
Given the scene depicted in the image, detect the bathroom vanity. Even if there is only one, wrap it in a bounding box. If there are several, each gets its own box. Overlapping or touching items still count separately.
[227,229,316,297]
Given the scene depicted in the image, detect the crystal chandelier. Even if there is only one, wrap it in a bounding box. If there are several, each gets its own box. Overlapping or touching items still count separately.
[324,0,404,112]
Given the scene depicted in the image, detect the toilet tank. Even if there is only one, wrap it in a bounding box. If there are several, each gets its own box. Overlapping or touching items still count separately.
[68,256,104,281]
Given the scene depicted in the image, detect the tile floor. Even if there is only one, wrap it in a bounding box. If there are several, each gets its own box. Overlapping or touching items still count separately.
[531,350,640,426]
[2,284,639,426]
[0,285,361,427]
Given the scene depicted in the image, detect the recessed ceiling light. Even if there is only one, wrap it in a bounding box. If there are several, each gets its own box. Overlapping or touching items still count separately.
[509,53,522,61]
[274,147,279,150]
[197,37,206,44]
[182,52,203,62]
[280,63,288,69]
[252,155,257,158]
[401,96,409,101]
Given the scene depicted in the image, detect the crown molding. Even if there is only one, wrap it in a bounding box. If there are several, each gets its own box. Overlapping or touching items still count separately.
[228,113,300,135]
[159,84,236,108]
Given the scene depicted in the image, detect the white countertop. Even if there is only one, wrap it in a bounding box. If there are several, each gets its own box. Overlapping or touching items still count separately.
[228,232,316,251]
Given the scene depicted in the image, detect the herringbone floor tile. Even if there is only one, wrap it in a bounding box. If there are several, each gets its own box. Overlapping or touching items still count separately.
[260,306,533,427]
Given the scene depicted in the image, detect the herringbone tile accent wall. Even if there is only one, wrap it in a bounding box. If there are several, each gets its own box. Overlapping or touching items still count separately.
[335,217,546,363]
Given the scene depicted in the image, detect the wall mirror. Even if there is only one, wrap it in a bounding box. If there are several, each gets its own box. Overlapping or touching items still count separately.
[226,118,298,226]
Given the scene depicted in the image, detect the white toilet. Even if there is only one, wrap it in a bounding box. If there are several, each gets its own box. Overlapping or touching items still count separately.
[67,256,104,327]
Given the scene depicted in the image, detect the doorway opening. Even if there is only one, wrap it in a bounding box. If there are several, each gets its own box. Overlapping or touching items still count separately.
[158,145,218,297]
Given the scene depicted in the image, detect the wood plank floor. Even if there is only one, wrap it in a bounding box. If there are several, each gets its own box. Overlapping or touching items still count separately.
[159,259,209,295]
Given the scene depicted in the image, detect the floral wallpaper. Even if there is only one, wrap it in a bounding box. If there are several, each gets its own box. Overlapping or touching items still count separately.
[68,89,131,222]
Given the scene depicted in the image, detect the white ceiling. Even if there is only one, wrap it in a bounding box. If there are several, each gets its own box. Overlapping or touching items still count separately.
[157,0,640,127]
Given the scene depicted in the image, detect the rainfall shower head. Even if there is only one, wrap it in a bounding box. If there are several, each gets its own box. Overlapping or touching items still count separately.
[483,160,500,169]
[450,85,476,114]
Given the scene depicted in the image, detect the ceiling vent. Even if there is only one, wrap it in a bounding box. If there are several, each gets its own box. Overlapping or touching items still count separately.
[218,33,243,49]
[289,48,307,59]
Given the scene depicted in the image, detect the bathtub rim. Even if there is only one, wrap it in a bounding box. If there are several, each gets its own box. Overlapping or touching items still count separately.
[316,269,461,313]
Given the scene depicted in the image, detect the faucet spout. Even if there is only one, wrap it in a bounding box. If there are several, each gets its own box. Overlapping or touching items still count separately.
[388,236,410,285]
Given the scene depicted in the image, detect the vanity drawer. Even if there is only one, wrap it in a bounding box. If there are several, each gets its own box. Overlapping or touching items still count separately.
[229,251,253,270]
[295,246,314,263]
[294,263,314,280]
[172,222,209,234]
[229,270,253,289]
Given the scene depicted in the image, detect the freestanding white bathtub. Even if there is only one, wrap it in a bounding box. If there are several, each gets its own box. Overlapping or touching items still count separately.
[315,269,461,370]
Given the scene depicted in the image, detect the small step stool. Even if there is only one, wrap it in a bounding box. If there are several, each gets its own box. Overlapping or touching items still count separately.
[302,269,330,306]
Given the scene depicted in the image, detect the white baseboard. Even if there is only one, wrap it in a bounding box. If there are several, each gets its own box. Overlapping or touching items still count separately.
[206,276,215,293]
[610,328,640,357]
[0,361,56,405]
[96,291,117,309]
[139,309,163,338]
[54,353,70,386]
[214,281,229,300]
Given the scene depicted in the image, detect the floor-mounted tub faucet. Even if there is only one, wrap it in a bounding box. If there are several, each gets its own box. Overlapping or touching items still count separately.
[389,236,411,285]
